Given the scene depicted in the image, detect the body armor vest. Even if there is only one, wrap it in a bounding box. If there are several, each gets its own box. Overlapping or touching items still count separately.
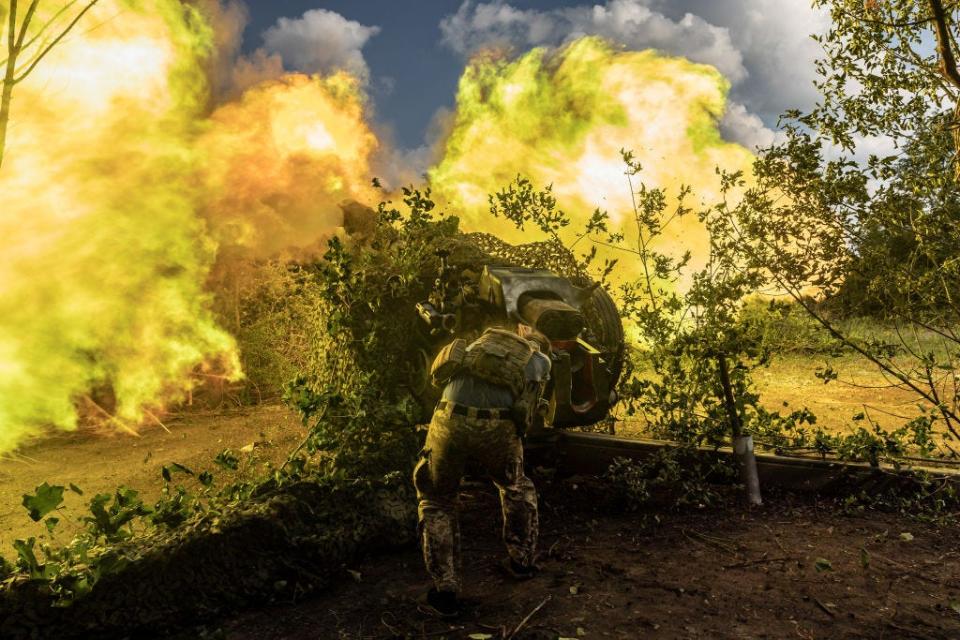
[431,328,535,396]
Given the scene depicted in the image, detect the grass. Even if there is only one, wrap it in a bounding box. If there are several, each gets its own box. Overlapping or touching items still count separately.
[616,301,957,456]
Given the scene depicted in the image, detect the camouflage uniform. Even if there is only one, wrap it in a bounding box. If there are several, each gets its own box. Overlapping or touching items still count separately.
[414,332,548,595]
[414,404,538,593]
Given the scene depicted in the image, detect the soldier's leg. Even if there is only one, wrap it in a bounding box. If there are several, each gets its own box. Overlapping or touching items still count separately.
[487,424,539,568]
[413,413,466,594]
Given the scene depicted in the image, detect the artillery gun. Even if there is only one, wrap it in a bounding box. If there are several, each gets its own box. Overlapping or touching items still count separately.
[412,239,624,429]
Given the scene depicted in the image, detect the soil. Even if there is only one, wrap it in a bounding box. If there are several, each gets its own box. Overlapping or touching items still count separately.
[0,404,304,547]
[196,481,960,640]
[3,404,958,639]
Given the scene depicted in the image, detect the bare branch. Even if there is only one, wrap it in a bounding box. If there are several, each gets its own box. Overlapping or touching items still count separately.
[14,1,40,52]
[0,1,78,68]
[13,0,99,84]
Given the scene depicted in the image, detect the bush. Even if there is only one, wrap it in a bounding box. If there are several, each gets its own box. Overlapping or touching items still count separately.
[736,298,840,356]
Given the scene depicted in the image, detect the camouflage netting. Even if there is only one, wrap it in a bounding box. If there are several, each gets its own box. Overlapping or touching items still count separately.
[463,232,592,285]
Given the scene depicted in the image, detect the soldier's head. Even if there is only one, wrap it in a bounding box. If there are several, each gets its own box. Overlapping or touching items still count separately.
[517,323,551,353]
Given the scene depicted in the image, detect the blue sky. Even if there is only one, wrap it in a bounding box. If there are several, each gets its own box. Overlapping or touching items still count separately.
[236,1,830,151]
[239,1,589,149]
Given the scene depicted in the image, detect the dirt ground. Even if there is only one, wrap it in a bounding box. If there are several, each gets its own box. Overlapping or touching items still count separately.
[0,404,304,547]
[192,480,960,640]
[2,402,959,639]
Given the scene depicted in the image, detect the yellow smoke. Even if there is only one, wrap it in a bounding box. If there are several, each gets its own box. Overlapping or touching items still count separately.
[0,0,385,452]
[0,6,759,454]
[430,37,755,269]
[0,1,237,450]
[200,72,378,258]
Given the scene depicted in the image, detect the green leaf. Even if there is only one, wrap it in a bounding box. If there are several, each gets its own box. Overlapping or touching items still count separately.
[814,557,834,572]
[214,449,240,471]
[44,517,59,534]
[22,482,65,522]
[68,483,84,496]
[13,538,41,575]
[163,462,194,482]
[198,470,214,487]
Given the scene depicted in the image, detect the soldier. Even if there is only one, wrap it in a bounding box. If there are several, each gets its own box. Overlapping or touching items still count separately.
[414,324,552,618]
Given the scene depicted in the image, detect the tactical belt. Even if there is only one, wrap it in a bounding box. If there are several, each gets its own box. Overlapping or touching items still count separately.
[436,400,511,420]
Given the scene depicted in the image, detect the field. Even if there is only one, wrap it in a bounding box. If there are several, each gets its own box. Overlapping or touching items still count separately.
[754,355,925,434]
[0,342,942,550]
[613,310,954,452]
[0,405,302,550]
[1,401,957,639]
[0,322,955,639]
[613,354,930,441]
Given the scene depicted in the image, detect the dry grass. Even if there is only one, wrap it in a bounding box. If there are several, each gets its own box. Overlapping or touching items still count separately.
[613,353,938,443]
[753,353,928,434]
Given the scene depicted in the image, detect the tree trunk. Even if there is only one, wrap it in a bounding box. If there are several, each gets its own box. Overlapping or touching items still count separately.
[717,354,762,506]
[0,0,17,172]
[928,0,960,180]
[0,74,14,171]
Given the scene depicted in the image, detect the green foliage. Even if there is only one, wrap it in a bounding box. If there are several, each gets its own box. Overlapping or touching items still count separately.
[0,444,257,605]
[840,470,960,521]
[489,176,570,239]
[751,405,940,466]
[22,482,65,522]
[214,449,240,471]
[281,189,463,477]
[85,488,151,542]
[1,472,416,635]
[736,299,842,356]
[707,2,960,451]
[13,538,54,581]
[583,152,774,448]
[604,447,735,516]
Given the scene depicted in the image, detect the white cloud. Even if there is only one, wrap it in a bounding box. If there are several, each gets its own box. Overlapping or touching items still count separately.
[441,0,746,83]
[662,0,830,122]
[440,0,831,149]
[262,9,380,82]
[720,102,785,151]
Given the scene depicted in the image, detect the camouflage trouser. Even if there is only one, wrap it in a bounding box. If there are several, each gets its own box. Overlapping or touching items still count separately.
[413,405,538,594]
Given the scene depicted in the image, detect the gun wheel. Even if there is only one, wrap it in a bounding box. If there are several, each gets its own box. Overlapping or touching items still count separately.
[586,286,625,389]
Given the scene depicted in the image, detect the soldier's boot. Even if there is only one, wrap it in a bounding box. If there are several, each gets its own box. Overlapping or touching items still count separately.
[423,587,460,619]
[500,556,536,580]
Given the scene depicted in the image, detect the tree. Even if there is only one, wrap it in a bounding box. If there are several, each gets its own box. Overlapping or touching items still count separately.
[713,0,960,450]
[1,0,100,170]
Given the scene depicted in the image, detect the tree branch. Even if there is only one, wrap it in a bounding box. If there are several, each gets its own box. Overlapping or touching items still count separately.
[841,6,938,29]
[14,1,40,52]
[930,0,960,90]
[0,1,78,68]
[13,0,99,84]
[6,0,17,63]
